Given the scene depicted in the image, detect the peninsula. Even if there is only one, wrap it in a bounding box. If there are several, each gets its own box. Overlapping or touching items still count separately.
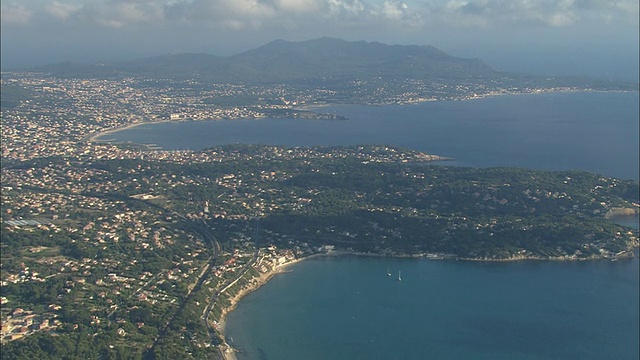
[1,39,638,359]
[2,141,638,358]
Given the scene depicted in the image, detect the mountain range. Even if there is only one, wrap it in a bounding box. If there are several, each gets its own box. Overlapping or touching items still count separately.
[30,37,636,93]
[36,37,503,83]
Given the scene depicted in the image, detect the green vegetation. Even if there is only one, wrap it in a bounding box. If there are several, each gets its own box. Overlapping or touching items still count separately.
[3,52,637,359]
[32,38,637,107]
[1,144,638,358]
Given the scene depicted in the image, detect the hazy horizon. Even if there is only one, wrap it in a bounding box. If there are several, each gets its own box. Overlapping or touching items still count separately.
[2,0,639,82]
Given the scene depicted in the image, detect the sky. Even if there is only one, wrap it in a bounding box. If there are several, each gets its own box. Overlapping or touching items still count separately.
[1,0,638,81]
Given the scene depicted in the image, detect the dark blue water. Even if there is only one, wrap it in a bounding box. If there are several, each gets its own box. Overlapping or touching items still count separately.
[102,91,640,358]
[101,92,639,180]
[227,256,639,360]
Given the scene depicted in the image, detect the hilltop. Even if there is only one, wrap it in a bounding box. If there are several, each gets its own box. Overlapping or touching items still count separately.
[1,59,638,359]
[31,38,635,92]
[34,37,496,83]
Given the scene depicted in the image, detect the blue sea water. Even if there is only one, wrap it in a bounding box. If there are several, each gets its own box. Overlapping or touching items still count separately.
[226,256,639,360]
[101,91,639,180]
[102,91,640,358]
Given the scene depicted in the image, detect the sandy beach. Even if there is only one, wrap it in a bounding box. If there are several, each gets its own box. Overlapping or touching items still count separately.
[216,255,316,360]
[214,251,390,358]
[88,121,149,142]
[87,118,194,143]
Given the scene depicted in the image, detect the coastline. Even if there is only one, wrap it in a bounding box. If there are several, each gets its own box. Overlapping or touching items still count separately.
[87,122,146,143]
[86,89,630,146]
[87,121,152,143]
[214,246,638,358]
[217,254,323,360]
[296,88,633,112]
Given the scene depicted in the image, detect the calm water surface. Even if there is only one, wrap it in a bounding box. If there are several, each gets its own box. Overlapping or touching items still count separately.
[101,92,639,180]
[101,91,640,358]
[226,256,639,360]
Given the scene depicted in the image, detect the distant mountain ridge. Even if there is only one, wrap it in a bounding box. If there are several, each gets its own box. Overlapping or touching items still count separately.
[34,37,501,83]
[29,37,638,95]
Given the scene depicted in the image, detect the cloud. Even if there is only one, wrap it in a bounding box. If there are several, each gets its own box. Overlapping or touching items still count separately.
[327,0,366,15]
[154,0,424,31]
[1,3,33,25]
[39,0,167,28]
[168,0,277,29]
[375,1,423,27]
[380,1,407,20]
[2,0,637,31]
[274,0,324,13]
[75,0,167,29]
[46,1,81,21]
[429,0,638,28]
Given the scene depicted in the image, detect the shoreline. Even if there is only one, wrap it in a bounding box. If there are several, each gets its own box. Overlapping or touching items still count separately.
[216,254,322,360]
[87,89,631,147]
[87,121,152,143]
[296,88,635,111]
[214,246,638,358]
[215,252,378,359]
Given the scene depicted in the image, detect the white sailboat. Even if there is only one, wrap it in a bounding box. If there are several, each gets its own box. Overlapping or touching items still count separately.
[398,270,402,281]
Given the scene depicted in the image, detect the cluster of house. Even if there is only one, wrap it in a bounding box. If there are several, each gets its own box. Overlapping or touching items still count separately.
[0,305,60,343]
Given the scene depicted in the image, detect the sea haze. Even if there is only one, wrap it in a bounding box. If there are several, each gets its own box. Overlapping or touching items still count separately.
[100,91,639,180]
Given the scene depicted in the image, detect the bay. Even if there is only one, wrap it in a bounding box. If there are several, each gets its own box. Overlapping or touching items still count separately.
[100,91,639,180]
[226,255,639,360]
[99,91,640,358]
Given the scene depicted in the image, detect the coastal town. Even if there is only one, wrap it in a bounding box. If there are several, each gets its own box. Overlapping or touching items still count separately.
[1,72,639,359]
[2,71,597,161]
[0,72,458,358]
